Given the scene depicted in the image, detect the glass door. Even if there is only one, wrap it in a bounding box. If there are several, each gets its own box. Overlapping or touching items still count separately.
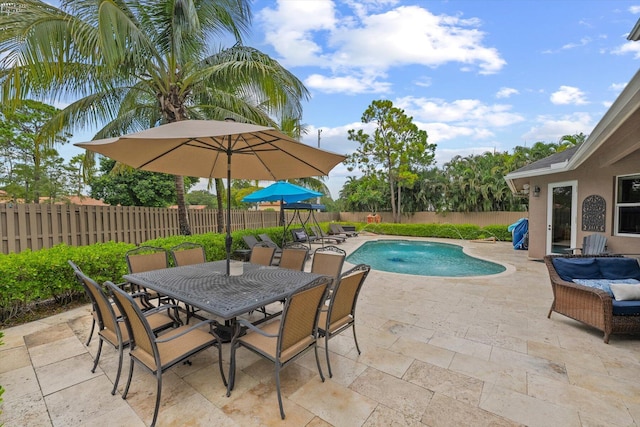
[546,181,578,254]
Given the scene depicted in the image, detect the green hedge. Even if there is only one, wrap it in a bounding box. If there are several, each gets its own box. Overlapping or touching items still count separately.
[0,221,511,323]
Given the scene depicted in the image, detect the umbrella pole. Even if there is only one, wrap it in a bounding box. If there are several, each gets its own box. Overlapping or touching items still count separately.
[225,148,232,276]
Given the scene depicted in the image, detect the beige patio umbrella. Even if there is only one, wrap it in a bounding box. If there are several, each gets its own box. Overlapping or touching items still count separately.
[75,119,346,274]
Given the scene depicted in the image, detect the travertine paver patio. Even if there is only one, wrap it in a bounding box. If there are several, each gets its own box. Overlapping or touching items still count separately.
[2,235,640,426]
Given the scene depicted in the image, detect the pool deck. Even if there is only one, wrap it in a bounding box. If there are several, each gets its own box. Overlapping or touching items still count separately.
[2,234,640,426]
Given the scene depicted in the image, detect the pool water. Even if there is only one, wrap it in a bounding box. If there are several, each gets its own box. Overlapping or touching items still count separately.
[346,240,506,277]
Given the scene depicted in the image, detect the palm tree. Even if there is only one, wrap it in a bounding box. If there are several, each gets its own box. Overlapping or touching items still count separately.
[0,0,309,234]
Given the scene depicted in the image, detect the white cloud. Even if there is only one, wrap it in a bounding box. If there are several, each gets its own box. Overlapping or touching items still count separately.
[258,1,506,95]
[611,41,640,59]
[305,73,392,94]
[496,87,519,98]
[397,96,525,128]
[521,112,594,142]
[630,6,640,14]
[550,86,588,105]
[610,82,627,92]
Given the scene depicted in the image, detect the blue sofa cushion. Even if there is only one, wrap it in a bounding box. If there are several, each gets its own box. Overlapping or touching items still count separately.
[612,300,640,316]
[573,278,640,297]
[596,258,640,280]
[553,257,600,281]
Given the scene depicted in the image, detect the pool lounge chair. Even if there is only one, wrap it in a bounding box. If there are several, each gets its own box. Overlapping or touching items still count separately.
[329,223,358,237]
[310,225,345,244]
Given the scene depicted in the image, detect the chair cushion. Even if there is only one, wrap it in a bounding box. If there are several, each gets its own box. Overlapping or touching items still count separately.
[294,231,307,241]
[596,258,640,280]
[610,283,640,301]
[572,278,640,297]
[612,300,640,316]
[553,257,600,281]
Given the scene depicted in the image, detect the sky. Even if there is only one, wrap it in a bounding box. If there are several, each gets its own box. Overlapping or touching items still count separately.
[60,0,640,200]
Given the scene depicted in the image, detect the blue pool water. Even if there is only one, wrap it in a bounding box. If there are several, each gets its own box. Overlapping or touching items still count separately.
[346,240,506,277]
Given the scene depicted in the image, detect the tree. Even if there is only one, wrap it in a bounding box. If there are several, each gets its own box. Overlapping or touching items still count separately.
[185,190,217,209]
[347,100,436,222]
[0,100,71,202]
[0,0,308,234]
[90,158,197,207]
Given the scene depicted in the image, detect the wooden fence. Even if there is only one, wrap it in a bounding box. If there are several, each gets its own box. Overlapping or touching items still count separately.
[0,204,525,254]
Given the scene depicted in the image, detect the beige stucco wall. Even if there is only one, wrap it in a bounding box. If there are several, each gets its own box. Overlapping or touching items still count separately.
[524,147,640,259]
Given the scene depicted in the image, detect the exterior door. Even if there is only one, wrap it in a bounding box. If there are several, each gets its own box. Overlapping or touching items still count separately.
[546,181,578,254]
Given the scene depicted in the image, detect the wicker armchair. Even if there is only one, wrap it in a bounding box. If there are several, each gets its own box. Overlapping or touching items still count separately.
[544,254,640,343]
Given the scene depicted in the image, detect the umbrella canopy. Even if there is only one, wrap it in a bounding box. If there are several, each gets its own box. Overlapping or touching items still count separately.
[75,120,345,274]
[242,181,322,204]
[75,120,345,180]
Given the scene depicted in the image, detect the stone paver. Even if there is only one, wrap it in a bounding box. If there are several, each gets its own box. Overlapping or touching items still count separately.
[2,235,640,426]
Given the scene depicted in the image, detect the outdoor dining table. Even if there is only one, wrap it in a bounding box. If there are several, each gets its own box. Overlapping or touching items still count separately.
[123,260,331,340]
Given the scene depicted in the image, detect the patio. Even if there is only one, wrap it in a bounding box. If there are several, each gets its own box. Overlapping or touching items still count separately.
[2,235,640,426]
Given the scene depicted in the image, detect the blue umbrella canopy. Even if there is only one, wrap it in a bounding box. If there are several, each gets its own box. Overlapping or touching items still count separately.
[242,181,322,203]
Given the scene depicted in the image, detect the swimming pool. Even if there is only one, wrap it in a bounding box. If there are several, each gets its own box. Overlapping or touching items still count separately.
[346,240,506,277]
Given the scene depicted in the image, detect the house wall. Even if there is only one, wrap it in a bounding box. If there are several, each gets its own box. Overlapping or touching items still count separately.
[526,148,640,259]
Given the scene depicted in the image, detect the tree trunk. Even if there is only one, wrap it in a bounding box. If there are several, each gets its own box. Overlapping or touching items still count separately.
[174,175,191,235]
[389,177,397,223]
[397,185,402,224]
[215,178,225,233]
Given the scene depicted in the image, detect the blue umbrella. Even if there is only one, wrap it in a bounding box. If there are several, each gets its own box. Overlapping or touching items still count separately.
[242,181,322,203]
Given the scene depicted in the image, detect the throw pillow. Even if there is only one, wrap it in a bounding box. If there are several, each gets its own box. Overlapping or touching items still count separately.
[610,283,640,301]
[295,231,307,241]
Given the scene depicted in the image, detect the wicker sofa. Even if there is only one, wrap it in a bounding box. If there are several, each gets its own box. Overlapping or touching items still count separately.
[544,254,640,343]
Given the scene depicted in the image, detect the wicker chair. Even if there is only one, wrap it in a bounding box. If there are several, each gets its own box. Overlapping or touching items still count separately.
[227,277,331,419]
[106,281,226,427]
[544,254,640,343]
[69,262,177,395]
[318,264,370,377]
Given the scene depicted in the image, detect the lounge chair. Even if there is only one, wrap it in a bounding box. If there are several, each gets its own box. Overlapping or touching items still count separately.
[242,235,261,249]
[318,264,370,377]
[227,277,331,419]
[107,281,226,427]
[310,225,345,244]
[329,223,358,237]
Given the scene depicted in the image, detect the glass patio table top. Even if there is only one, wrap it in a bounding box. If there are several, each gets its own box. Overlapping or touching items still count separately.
[123,261,330,320]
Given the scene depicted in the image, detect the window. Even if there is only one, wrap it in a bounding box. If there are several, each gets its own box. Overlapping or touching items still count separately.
[615,174,640,236]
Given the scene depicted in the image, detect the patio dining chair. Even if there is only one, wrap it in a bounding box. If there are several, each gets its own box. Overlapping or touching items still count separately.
[69,262,177,395]
[169,242,206,266]
[318,264,370,377]
[227,277,331,419]
[311,245,346,289]
[106,281,226,427]
[126,246,171,306]
[169,242,207,323]
[277,247,308,271]
[249,242,277,266]
[258,233,283,263]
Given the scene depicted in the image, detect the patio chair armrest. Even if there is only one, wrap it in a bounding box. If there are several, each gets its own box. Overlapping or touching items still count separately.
[155,319,217,342]
[237,318,278,337]
[143,303,180,316]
